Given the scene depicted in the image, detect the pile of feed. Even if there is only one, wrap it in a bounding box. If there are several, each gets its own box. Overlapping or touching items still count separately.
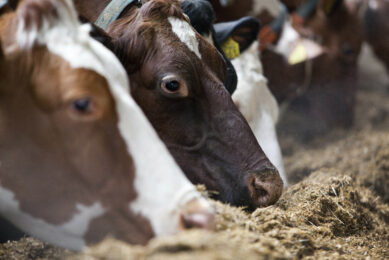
[1,128,388,259]
[70,166,388,259]
[1,46,388,260]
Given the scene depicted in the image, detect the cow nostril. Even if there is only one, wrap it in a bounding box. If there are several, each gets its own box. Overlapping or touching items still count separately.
[179,199,215,231]
[247,168,283,208]
[254,182,269,198]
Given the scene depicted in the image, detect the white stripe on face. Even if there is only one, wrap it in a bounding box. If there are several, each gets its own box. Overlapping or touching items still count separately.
[0,186,105,251]
[168,16,202,59]
[14,0,208,239]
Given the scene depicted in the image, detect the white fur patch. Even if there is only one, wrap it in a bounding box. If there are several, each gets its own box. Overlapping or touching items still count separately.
[358,43,389,89]
[10,0,212,246]
[231,42,287,186]
[274,21,299,58]
[250,0,281,17]
[16,0,80,49]
[0,186,105,251]
[168,16,202,59]
[368,0,379,10]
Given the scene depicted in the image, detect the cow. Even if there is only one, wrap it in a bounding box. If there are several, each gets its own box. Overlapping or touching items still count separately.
[0,0,214,250]
[208,0,364,135]
[364,0,389,73]
[180,0,288,185]
[263,0,364,133]
[230,43,287,187]
[73,0,284,210]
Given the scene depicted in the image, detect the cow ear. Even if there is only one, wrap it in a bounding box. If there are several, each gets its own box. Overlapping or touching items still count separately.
[16,0,79,48]
[78,16,114,50]
[214,17,261,54]
[90,23,114,50]
[180,0,216,36]
[229,20,260,52]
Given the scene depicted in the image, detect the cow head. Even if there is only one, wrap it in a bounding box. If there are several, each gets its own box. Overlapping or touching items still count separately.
[207,0,364,133]
[262,0,364,134]
[0,0,214,250]
[294,0,364,127]
[98,0,283,210]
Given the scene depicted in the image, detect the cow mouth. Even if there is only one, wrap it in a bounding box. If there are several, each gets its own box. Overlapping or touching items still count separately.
[247,168,284,209]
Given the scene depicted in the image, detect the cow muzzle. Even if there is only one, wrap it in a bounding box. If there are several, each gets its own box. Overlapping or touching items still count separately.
[247,167,283,208]
[179,198,215,230]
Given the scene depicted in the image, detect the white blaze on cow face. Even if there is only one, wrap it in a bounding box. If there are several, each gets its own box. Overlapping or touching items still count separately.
[0,186,105,250]
[13,0,211,246]
[168,16,202,59]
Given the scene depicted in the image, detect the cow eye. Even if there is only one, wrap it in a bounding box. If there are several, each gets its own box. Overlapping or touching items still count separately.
[160,75,188,97]
[342,43,355,56]
[67,96,105,121]
[71,98,93,113]
[165,80,180,92]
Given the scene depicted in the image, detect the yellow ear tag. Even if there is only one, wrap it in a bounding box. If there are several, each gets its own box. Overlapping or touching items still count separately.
[221,37,240,60]
[288,42,307,65]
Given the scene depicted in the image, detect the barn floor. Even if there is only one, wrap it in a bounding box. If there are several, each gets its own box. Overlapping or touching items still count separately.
[1,44,388,260]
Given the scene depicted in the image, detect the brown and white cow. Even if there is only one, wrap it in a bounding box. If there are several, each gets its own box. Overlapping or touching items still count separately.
[0,0,214,250]
[73,0,283,210]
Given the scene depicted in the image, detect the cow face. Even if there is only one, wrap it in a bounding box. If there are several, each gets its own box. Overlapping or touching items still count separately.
[0,0,214,250]
[104,0,283,210]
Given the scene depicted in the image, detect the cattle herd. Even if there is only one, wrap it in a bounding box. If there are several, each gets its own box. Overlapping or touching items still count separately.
[0,0,387,253]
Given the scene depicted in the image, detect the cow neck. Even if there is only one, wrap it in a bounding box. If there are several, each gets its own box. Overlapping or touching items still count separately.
[95,0,141,30]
